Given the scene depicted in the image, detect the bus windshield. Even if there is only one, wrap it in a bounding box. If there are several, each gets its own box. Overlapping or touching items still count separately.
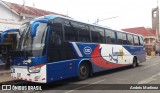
[16,22,29,50]
[15,22,48,57]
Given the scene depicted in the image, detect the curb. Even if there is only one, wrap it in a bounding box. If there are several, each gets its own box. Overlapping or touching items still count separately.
[0,79,17,84]
[0,70,10,76]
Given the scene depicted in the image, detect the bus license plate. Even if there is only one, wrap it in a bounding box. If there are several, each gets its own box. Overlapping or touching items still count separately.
[17,73,21,78]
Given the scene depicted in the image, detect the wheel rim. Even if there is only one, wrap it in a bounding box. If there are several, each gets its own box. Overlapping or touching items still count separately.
[133,62,136,67]
[80,65,87,76]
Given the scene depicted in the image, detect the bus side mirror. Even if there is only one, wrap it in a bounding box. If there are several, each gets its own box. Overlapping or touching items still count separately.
[30,22,40,37]
[30,19,48,37]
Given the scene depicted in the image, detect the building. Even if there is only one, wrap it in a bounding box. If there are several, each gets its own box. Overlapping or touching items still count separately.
[122,27,158,55]
[148,29,160,51]
[151,6,160,53]
[0,0,68,32]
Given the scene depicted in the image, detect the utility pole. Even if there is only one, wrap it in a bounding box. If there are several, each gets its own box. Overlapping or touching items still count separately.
[156,0,159,40]
[155,0,160,52]
[33,3,35,8]
[18,0,25,12]
[95,16,119,24]
[66,11,69,16]
[23,0,25,6]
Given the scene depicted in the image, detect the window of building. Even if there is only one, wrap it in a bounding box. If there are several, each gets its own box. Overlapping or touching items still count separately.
[153,11,157,17]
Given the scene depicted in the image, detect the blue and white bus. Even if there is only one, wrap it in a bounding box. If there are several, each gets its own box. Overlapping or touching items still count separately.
[1,15,146,83]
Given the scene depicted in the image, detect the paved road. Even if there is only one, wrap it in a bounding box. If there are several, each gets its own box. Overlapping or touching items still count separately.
[1,56,160,93]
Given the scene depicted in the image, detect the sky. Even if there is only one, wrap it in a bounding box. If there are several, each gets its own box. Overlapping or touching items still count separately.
[2,0,160,29]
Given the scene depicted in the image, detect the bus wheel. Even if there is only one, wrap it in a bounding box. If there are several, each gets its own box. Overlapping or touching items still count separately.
[132,57,138,68]
[78,62,89,80]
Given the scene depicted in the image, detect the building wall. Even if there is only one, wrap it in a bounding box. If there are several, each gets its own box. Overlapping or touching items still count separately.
[0,3,20,22]
[0,2,21,31]
[144,36,157,55]
[0,2,35,32]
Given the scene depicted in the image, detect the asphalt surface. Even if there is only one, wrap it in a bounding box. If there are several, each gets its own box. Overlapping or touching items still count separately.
[1,56,160,93]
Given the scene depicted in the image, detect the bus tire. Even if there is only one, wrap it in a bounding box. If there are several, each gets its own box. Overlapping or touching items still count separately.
[78,62,89,80]
[132,57,138,68]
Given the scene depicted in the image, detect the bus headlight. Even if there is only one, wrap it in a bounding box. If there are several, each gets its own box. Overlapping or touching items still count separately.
[28,64,44,73]
[28,67,41,73]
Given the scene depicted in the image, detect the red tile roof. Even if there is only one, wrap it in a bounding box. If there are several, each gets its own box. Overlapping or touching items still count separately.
[2,1,69,17]
[122,27,154,37]
[148,29,160,40]
[149,29,156,35]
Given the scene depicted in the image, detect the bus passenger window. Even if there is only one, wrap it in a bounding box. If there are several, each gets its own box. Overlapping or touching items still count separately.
[77,24,90,42]
[51,32,62,46]
[117,32,123,44]
[133,35,139,46]
[139,36,144,46]
[64,20,78,41]
[49,23,63,46]
[122,33,127,44]
[127,34,134,45]
[91,27,105,43]
[105,29,115,44]
[106,36,111,43]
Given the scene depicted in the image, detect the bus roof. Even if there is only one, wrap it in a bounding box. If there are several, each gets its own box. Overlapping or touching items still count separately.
[35,14,143,37]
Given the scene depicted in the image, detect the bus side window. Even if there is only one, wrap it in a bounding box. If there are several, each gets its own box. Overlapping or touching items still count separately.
[105,29,116,44]
[117,32,123,44]
[91,26,105,43]
[49,23,63,46]
[139,36,144,46]
[127,34,134,45]
[50,31,62,46]
[117,32,128,45]
[133,35,139,46]
[64,20,78,41]
[48,18,64,62]
[122,33,128,44]
[77,23,90,42]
